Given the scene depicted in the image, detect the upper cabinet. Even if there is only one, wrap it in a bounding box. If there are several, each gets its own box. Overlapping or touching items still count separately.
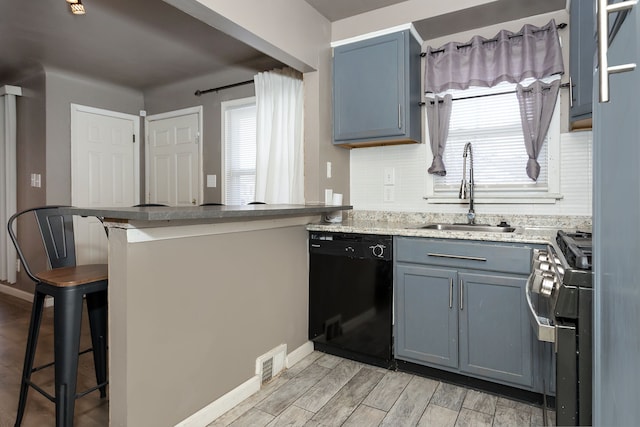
[569,0,596,128]
[333,30,422,148]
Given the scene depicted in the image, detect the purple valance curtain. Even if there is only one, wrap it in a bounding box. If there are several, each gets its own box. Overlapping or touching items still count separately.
[516,79,561,181]
[426,94,453,176]
[424,20,564,94]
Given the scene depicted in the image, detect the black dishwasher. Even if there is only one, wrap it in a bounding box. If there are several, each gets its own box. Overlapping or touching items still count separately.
[309,232,393,368]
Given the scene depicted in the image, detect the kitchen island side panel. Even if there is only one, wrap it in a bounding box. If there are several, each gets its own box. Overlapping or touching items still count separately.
[108,224,309,426]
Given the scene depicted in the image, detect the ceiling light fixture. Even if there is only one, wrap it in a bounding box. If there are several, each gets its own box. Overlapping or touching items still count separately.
[69,0,85,15]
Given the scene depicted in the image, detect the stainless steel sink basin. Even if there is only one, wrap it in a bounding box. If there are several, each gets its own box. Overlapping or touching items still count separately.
[418,223,516,233]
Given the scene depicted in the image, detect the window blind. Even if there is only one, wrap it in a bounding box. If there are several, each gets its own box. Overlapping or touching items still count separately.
[433,83,548,192]
[223,101,257,205]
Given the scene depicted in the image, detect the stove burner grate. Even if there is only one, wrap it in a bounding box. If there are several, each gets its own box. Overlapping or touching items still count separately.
[556,230,593,271]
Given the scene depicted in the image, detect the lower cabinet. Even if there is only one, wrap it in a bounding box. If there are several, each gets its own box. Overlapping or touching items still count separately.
[458,272,532,388]
[395,237,542,392]
[395,265,458,369]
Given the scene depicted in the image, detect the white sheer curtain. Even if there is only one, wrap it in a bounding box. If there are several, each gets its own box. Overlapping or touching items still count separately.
[254,68,304,204]
[0,86,20,284]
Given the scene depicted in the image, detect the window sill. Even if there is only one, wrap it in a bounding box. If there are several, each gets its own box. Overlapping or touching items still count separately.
[423,193,564,204]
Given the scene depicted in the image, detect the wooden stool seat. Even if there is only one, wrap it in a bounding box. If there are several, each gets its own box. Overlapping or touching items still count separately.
[37,264,108,287]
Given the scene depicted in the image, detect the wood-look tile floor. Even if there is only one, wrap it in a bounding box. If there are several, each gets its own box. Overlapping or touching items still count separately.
[0,293,108,427]
[0,292,555,427]
[209,352,556,427]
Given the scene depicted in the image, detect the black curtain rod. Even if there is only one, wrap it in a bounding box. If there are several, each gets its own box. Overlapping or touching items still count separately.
[420,81,570,105]
[420,22,567,57]
[194,80,254,97]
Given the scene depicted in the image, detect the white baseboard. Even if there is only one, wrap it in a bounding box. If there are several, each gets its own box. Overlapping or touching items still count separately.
[174,341,315,427]
[174,376,260,427]
[0,283,53,307]
[286,341,314,369]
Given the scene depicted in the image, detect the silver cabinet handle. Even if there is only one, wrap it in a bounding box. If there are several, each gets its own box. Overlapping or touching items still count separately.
[597,0,638,102]
[459,279,464,311]
[398,104,402,129]
[427,253,487,262]
[568,75,574,109]
[449,278,453,309]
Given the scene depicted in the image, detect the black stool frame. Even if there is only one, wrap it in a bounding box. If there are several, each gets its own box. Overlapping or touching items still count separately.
[8,206,108,427]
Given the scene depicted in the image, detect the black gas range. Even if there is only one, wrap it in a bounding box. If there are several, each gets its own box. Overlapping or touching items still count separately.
[527,230,593,426]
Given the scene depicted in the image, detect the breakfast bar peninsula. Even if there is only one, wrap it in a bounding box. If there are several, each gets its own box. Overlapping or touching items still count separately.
[60,204,351,427]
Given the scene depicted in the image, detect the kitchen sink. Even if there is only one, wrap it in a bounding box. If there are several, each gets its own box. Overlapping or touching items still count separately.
[418,223,516,233]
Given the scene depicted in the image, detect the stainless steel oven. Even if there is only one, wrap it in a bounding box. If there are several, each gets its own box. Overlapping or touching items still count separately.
[526,231,593,426]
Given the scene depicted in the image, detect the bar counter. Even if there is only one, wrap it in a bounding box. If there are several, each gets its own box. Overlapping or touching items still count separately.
[60,204,351,427]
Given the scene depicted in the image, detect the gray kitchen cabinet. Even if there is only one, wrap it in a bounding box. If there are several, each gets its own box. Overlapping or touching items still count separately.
[333,30,421,147]
[394,236,541,391]
[569,0,595,125]
[458,272,533,388]
[395,265,458,369]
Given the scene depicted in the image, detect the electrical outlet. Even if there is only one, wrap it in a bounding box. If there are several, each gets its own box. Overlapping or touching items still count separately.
[206,174,217,188]
[383,186,395,202]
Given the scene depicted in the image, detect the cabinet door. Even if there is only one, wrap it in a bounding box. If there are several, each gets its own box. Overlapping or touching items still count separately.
[593,3,640,425]
[458,272,534,388]
[333,32,405,142]
[569,0,596,122]
[395,265,458,369]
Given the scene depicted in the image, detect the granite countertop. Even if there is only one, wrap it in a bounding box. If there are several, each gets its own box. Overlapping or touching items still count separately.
[307,211,592,246]
[307,219,559,245]
[60,204,352,222]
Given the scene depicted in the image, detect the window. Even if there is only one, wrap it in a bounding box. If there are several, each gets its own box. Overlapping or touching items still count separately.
[426,80,560,203]
[222,97,256,205]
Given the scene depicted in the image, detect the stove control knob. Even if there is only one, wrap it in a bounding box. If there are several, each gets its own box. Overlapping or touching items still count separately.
[534,251,549,262]
[533,260,551,271]
[540,275,556,297]
[531,274,545,293]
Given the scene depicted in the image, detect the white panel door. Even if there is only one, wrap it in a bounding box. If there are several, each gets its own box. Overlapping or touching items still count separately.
[147,110,201,206]
[71,105,139,265]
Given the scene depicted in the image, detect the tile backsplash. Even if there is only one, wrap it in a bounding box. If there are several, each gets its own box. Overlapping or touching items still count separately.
[350,131,592,216]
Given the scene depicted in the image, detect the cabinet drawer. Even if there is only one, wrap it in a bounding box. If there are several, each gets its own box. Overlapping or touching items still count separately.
[395,237,533,275]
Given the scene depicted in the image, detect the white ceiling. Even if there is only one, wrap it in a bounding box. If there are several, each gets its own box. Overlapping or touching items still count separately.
[304,0,410,22]
[0,0,567,91]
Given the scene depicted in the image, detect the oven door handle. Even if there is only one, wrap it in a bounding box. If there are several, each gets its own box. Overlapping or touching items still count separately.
[526,275,556,343]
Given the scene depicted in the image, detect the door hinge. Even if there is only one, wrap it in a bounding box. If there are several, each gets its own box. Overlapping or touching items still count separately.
[133,134,136,143]
[196,131,200,144]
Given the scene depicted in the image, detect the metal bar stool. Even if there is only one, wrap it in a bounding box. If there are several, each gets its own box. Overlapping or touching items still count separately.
[7,206,108,427]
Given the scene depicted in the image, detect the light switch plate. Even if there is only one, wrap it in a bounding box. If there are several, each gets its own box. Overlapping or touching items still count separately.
[206,174,217,188]
[384,167,395,185]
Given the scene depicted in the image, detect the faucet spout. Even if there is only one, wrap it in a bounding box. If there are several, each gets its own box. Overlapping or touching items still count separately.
[460,142,476,224]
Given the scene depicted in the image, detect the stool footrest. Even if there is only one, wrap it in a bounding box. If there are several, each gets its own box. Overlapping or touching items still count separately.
[30,347,94,374]
[25,380,55,403]
[24,378,109,403]
[76,381,109,399]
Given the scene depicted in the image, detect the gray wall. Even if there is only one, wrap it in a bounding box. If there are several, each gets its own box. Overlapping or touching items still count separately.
[2,67,144,291]
[144,64,262,204]
[108,222,310,426]
[44,67,145,204]
[10,68,47,293]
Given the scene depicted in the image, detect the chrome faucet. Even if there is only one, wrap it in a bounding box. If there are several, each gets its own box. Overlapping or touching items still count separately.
[459,142,475,224]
